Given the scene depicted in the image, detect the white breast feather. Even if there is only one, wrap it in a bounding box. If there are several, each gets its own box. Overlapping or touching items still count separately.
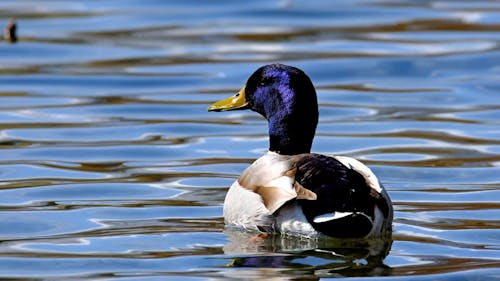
[223,180,271,230]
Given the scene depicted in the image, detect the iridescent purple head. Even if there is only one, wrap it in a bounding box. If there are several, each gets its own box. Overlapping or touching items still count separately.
[208,64,319,155]
[244,64,319,155]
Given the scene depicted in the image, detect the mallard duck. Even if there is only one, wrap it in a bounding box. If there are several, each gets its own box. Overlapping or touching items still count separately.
[208,64,393,238]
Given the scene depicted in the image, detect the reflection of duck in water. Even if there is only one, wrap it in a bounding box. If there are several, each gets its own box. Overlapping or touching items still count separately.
[223,229,392,278]
[209,64,393,239]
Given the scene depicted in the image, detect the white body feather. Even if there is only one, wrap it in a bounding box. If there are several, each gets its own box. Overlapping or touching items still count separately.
[223,180,272,230]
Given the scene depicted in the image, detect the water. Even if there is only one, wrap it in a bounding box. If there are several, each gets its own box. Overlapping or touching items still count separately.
[0,0,499,280]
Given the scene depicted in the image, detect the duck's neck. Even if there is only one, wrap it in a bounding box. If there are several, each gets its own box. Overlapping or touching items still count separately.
[268,110,318,155]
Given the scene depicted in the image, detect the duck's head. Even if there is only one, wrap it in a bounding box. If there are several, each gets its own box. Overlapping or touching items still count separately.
[209,64,318,155]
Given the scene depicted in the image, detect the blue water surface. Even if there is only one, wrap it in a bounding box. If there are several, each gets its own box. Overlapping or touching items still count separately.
[0,0,499,280]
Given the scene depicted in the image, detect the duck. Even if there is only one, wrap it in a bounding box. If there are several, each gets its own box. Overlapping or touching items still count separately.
[208,64,393,239]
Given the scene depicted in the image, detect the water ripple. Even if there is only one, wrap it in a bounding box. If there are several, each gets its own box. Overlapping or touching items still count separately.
[0,0,499,279]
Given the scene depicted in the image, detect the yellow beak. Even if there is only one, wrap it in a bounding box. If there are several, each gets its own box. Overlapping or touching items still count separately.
[208,87,249,112]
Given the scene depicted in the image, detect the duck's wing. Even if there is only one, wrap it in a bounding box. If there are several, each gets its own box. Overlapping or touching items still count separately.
[293,154,393,238]
[223,152,317,231]
[237,152,317,214]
